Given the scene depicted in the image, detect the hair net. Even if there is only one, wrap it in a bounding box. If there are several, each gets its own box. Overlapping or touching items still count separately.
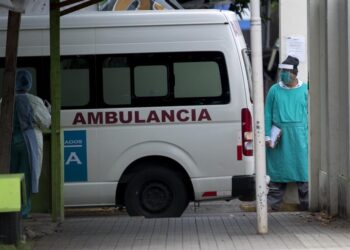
[16,69,32,91]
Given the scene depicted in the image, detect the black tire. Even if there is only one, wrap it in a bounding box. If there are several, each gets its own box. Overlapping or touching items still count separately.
[125,165,189,218]
[0,212,21,245]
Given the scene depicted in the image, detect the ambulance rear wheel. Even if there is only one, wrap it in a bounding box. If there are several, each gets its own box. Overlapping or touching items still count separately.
[125,166,189,218]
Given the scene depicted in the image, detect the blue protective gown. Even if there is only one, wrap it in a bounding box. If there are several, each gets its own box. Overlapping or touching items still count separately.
[264,80,308,182]
[11,93,51,193]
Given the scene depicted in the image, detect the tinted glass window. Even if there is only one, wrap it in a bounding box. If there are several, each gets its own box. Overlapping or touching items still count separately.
[99,52,229,108]
[134,65,167,97]
[174,61,221,98]
[102,56,133,105]
[61,57,89,107]
[103,67,131,105]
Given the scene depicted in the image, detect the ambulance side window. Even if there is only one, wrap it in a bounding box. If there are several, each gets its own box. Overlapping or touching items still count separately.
[174,61,222,98]
[134,65,167,97]
[102,57,131,105]
[61,57,90,107]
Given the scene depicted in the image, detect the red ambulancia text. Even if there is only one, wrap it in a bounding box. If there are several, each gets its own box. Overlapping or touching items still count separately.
[72,109,212,125]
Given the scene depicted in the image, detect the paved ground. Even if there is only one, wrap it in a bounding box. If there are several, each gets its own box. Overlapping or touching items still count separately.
[21,201,350,250]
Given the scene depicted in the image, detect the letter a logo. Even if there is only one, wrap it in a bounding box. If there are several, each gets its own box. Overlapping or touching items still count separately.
[65,152,82,165]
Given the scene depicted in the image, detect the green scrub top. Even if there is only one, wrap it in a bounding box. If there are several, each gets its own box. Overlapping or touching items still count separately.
[265,81,308,182]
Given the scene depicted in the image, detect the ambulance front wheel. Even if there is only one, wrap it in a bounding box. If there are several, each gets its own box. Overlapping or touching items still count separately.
[124,166,189,218]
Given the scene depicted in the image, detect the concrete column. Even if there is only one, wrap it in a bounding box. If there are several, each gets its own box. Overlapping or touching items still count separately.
[347,1,350,217]
[325,0,349,216]
[338,0,350,217]
[316,0,329,215]
[308,0,325,211]
[309,0,350,217]
[321,0,340,215]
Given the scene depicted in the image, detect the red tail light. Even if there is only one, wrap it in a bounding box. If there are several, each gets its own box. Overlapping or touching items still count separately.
[241,108,253,156]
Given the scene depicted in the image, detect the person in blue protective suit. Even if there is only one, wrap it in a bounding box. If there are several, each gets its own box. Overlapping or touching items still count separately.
[264,55,308,211]
[10,69,51,218]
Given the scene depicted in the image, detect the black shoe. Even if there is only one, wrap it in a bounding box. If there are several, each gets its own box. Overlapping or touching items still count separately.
[268,204,280,212]
[298,203,308,211]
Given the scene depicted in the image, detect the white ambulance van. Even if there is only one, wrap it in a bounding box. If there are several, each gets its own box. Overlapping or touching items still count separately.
[0,10,255,217]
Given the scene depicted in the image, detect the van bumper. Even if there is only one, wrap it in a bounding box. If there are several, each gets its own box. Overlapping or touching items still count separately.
[232,175,255,201]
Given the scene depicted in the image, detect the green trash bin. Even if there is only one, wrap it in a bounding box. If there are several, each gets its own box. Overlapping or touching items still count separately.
[0,173,26,245]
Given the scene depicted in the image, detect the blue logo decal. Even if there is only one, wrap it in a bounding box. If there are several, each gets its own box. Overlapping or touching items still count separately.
[64,130,87,182]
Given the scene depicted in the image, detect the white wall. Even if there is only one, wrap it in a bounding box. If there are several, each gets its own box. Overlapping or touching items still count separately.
[280,0,308,82]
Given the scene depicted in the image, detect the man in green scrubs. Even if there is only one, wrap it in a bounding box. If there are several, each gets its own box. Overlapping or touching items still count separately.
[265,56,308,211]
